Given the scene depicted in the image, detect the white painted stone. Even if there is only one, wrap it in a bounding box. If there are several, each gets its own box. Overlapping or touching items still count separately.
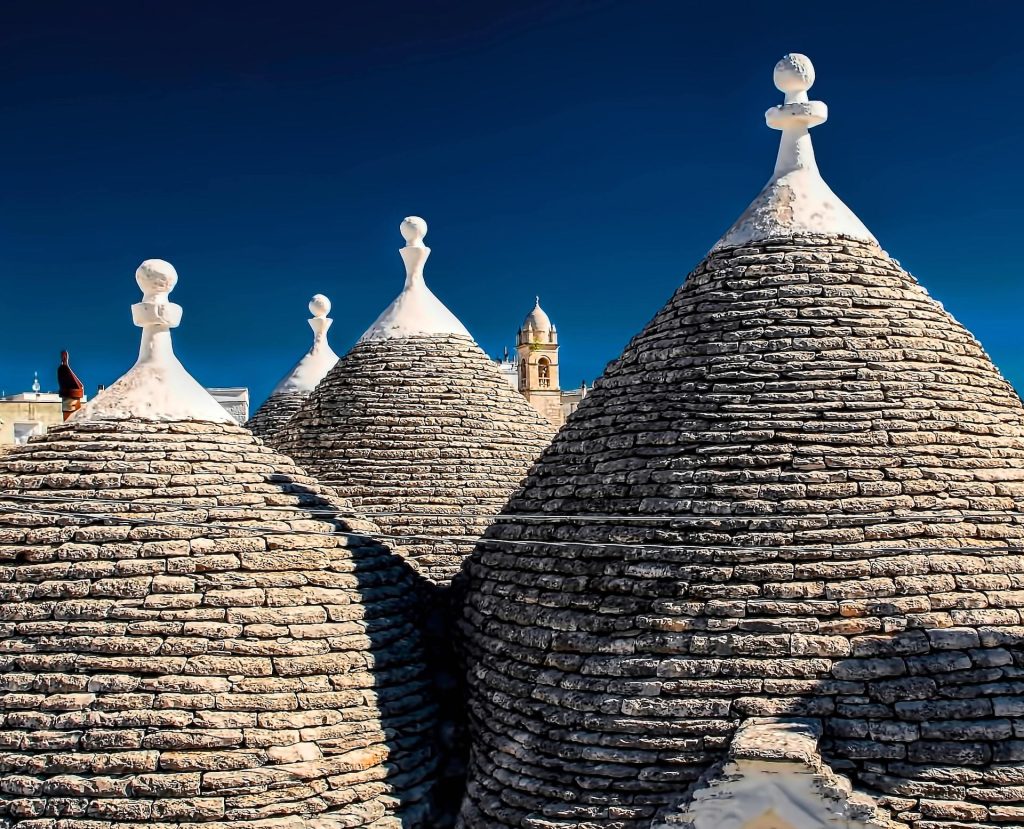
[270,294,340,395]
[72,259,232,424]
[654,719,898,829]
[359,216,472,342]
[715,54,877,250]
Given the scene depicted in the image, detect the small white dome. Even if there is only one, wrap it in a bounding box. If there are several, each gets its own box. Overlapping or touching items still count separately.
[774,53,815,94]
[522,296,553,333]
[401,216,428,247]
[135,258,178,297]
[309,293,331,318]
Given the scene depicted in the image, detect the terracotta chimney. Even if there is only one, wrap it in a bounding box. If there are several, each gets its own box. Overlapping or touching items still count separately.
[57,350,85,421]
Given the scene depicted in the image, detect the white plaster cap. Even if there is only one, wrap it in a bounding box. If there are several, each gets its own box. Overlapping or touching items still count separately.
[359,217,472,342]
[714,54,877,250]
[270,294,340,395]
[71,259,234,424]
[522,296,553,333]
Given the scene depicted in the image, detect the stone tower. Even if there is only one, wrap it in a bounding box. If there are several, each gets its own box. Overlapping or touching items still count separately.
[516,297,564,428]
[0,260,441,826]
[458,55,1024,829]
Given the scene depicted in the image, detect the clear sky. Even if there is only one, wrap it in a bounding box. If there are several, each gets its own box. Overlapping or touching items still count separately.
[1,1,1022,408]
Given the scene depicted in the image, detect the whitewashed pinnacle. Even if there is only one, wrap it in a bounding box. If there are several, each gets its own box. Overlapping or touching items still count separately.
[270,293,340,395]
[359,216,472,342]
[714,54,877,250]
[72,259,233,424]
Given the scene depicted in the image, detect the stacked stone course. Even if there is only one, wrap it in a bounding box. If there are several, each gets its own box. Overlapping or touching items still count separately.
[246,391,308,441]
[458,237,1024,829]
[0,419,439,828]
[275,334,556,584]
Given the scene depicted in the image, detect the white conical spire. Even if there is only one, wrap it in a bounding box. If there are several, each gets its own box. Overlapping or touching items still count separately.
[72,259,232,423]
[714,54,877,250]
[270,294,340,394]
[359,217,472,342]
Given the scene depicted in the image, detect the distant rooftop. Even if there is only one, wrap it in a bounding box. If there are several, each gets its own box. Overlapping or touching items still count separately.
[0,391,61,403]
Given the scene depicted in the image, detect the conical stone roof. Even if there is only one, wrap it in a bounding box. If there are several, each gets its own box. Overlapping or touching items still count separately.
[458,56,1024,829]
[0,260,440,827]
[275,218,556,584]
[246,388,307,439]
[246,294,340,440]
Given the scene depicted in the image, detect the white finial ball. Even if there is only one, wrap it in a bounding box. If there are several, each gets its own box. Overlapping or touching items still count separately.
[774,53,815,94]
[400,216,428,246]
[309,293,331,318]
[136,258,178,296]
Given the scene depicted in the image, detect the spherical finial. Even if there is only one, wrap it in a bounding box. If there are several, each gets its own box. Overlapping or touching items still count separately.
[773,53,815,95]
[400,216,428,247]
[309,293,331,318]
[136,258,178,297]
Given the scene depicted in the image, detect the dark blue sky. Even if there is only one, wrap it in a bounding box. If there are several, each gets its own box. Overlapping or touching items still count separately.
[2,1,1022,407]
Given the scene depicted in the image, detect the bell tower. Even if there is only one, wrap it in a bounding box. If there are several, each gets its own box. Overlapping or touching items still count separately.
[516,297,563,428]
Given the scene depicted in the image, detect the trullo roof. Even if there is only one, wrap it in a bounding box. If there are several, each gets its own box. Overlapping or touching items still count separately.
[457,55,1024,829]
[275,217,556,584]
[0,260,441,828]
[246,293,339,439]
